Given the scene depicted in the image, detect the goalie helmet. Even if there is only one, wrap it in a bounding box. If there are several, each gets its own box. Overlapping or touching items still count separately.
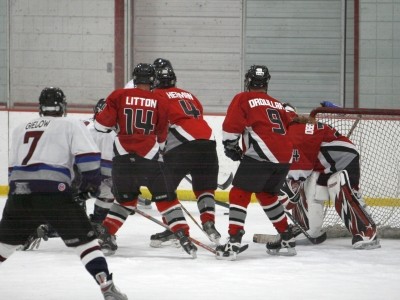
[93,98,106,119]
[244,65,271,91]
[153,58,173,71]
[39,87,67,117]
[132,63,156,86]
[155,66,176,89]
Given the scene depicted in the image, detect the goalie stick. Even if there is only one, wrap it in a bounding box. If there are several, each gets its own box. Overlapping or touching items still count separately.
[253,212,327,245]
[133,207,218,255]
[184,172,233,190]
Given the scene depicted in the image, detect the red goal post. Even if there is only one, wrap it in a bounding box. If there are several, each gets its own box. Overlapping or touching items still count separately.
[309,107,400,238]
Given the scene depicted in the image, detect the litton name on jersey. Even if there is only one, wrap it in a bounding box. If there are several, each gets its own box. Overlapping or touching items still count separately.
[126,96,157,108]
[25,119,51,130]
[248,98,283,109]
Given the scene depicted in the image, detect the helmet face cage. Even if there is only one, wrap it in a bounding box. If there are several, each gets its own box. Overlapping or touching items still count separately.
[132,63,156,86]
[155,66,176,88]
[39,87,67,117]
[153,58,173,71]
[93,98,106,118]
[244,65,271,91]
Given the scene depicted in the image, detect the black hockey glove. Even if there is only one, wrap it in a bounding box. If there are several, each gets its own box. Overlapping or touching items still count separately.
[79,171,101,200]
[78,182,100,201]
[71,165,99,201]
[223,139,243,161]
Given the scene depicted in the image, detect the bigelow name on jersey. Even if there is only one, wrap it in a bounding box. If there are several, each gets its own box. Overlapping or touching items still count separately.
[9,116,100,194]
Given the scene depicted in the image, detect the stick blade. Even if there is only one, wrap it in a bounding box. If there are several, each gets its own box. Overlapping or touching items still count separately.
[218,172,233,190]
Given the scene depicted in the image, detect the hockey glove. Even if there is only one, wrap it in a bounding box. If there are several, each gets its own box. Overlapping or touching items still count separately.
[21,224,50,251]
[279,179,302,210]
[223,139,243,161]
[79,170,101,200]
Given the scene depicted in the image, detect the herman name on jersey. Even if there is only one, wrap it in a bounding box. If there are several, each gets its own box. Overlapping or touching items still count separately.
[248,98,283,109]
[165,91,194,100]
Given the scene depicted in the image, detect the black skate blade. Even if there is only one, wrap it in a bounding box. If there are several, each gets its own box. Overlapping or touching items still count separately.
[238,244,249,253]
[215,244,248,260]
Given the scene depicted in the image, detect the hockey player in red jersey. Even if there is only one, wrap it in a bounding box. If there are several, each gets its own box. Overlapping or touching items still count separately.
[279,104,380,249]
[0,87,127,300]
[217,65,296,260]
[94,63,197,258]
[125,57,173,89]
[150,66,221,246]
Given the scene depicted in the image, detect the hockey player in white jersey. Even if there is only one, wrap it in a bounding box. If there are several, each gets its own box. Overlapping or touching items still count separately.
[0,87,127,300]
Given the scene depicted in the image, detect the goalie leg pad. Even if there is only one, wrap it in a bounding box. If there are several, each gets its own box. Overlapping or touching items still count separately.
[284,172,326,244]
[328,170,378,244]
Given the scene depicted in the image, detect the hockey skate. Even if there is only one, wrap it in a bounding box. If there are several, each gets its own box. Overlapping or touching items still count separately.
[266,227,297,256]
[97,225,118,256]
[149,229,180,248]
[174,229,197,258]
[95,272,128,300]
[216,229,245,261]
[202,221,221,244]
[352,231,381,250]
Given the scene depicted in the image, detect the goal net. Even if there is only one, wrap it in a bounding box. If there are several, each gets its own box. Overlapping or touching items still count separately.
[310,108,400,238]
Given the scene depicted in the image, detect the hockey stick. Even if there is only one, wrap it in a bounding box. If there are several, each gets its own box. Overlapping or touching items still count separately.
[253,227,327,245]
[215,199,229,209]
[183,174,232,209]
[133,207,217,255]
[179,204,220,245]
[180,204,205,233]
[285,211,327,245]
[253,207,327,245]
[184,172,233,190]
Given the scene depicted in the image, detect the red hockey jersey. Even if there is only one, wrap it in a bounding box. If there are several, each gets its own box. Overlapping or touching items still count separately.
[94,88,169,160]
[154,87,214,152]
[287,121,359,180]
[222,91,293,163]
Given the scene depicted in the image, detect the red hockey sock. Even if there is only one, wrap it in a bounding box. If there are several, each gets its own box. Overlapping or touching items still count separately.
[194,190,216,224]
[155,199,190,235]
[102,200,138,235]
[256,192,288,233]
[228,187,252,236]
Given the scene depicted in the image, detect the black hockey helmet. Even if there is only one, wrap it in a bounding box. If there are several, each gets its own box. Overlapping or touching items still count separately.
[39,87,67,117]
[153,58,173,71]
[93,98,106,118]
[244,65,271,91]
[155,66,176,89]
[132,63,156,86]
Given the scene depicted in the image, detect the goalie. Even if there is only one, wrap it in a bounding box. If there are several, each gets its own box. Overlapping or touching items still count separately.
[275,104,380,250]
